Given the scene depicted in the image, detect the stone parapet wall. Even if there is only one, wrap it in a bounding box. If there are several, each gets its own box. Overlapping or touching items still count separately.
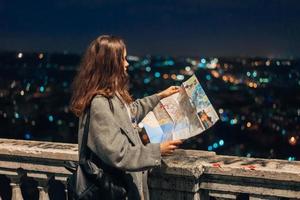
[149,149,300,199]
[0,139,299,200]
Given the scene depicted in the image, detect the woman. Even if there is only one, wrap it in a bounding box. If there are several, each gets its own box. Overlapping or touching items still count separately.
[70,35,182,200]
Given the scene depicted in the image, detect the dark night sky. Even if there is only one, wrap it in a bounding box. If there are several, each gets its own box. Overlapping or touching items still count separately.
[1,0,300,57]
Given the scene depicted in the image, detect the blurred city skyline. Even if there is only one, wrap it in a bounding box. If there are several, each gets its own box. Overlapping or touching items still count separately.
[0,51,299,161]
[1,0,300,58]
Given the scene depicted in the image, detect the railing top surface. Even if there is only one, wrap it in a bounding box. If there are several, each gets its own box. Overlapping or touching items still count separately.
[163,150,300,181]
[0,139,299,182]
[0,138,78,161]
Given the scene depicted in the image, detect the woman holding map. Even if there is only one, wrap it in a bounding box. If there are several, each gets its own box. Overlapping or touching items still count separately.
[69,35,182,200]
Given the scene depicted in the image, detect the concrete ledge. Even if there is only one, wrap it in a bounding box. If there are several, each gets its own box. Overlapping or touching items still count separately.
[0,139,299,199]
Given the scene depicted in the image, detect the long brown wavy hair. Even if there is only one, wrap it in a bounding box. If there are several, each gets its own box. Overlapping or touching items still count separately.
[70,35,133,117]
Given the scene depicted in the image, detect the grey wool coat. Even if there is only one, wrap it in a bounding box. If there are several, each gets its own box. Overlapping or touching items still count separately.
[78,94,162,200]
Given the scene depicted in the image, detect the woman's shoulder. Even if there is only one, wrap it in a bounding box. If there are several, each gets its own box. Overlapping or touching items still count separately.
[93,94,105,100]
[91,94,107,105]
[91,94,116,109]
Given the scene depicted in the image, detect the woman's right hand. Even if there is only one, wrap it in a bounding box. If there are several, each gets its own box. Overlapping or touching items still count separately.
[160,140,182,156]
[157,86,181,99]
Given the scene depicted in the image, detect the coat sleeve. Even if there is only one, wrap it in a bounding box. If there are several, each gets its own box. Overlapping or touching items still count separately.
[87,96,161,172]
[129,94,160,123]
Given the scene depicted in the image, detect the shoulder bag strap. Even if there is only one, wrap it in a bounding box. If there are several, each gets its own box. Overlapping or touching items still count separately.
[79,108,91,164]
[79,98,114,164]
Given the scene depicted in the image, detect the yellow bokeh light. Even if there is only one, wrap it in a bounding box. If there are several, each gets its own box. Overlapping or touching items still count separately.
[222,75,228,82]
[289,136,297,146]
[163,74,169,79]
[246,122,252,128]
[211,70,220,78]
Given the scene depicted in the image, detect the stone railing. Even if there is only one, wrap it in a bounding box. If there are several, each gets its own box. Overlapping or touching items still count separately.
[0,139,77,200]
[0,139,299,200]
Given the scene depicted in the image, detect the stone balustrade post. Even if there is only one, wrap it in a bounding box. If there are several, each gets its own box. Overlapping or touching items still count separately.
[37,180,49,200]
[10,177,23,200]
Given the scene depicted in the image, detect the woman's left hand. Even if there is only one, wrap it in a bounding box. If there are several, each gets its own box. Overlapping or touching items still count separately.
[157,86,181,99]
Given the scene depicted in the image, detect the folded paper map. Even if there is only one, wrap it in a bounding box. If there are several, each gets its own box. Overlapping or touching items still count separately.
[141,75,219,143]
